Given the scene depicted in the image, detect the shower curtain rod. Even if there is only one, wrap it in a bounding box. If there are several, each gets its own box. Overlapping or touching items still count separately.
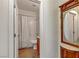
[18,14,36,17]
[29,0,40,4]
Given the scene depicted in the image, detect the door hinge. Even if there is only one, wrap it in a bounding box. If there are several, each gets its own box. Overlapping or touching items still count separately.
[14,33,16,38]
[14,5,16,8]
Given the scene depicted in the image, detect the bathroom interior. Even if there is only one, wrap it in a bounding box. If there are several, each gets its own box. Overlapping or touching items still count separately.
[16,0,40,58]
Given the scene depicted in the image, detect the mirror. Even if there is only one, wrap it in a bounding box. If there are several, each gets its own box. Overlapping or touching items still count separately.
[60,0,79,47]
[63,6,79,45]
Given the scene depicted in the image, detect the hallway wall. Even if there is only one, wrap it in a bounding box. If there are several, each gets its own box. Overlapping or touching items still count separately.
[0,0,15,57]
[40,0,69,58]
[40,0,59,58]
[0,0,9,57]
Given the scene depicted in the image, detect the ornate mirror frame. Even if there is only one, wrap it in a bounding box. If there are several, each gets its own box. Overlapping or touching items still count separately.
[60,0,79,47]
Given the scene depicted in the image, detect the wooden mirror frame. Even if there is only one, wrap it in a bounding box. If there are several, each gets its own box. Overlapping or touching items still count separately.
[60,0,79,47]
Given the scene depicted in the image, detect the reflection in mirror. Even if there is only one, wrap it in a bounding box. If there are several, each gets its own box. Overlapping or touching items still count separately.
[63,6,79,45]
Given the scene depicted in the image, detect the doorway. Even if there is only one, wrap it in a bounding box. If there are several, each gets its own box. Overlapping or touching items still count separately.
[15,0,40,58]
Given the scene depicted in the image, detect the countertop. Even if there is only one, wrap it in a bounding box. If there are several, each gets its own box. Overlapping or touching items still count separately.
[61,43,79,51]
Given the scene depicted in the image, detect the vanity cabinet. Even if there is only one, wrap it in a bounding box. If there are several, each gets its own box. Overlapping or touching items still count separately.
[61,47,79,58]
[37,37,40,56]
[60,0,79,58]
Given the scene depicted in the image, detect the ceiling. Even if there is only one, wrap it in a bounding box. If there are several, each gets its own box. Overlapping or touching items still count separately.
[17,0,40,12]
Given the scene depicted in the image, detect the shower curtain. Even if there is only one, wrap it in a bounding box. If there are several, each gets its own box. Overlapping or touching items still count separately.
[18,15,36,49]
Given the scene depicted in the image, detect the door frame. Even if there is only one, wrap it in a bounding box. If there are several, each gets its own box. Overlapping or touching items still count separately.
[8,0,15,57]
[9,0,19,57]
[9,0,41,58]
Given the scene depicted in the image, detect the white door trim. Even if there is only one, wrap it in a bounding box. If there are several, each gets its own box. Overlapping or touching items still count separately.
[8,0,15,57]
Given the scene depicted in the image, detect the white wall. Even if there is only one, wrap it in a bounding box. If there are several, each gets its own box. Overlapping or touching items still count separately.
[0,0,15,57]
[40,0,69,58]
[40,0,59,58]
[0,0,9,57]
